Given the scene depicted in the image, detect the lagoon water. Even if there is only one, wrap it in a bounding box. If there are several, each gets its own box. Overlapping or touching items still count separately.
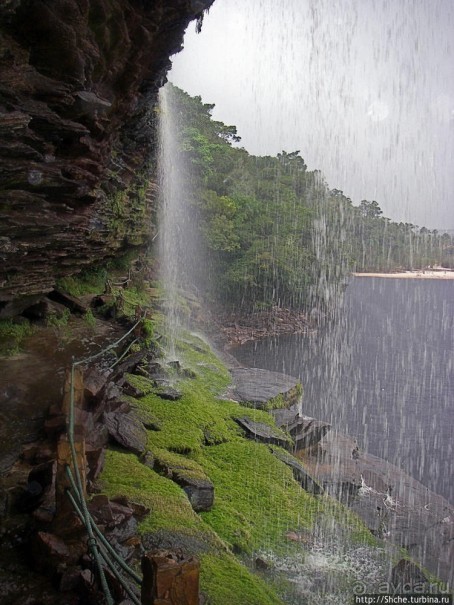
[232,277,454,504]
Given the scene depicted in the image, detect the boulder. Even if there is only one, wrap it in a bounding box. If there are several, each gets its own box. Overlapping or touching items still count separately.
[110,351,148,383]
[234,417,293,450]
[22,298,68,321]
[153,458,214,512]
[153,385,182,401]
[110,496,150,520]
[229,367,302,410]
[88,494,133,528]
[31,531,78,574]
[141,550,200,605]
[270,447,323,495]
[176,473,214,513]
[85,422,109,449]
[16,460,56,513]
[391,559,430,590]
[84,366,109,400]
[103,412,148,456]
[299,430,454,586]
[48,289,88,314]
[85,444,105,484]
[271,409,331,450]
[129,403,162,431]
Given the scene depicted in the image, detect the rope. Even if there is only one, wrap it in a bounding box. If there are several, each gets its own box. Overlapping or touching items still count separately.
[65,317,144,604]
[66,488,141,605]
[65,470,141,584]
[109,338,139,370]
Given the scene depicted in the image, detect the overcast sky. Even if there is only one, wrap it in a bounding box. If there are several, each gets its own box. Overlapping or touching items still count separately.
[169,0,454,229]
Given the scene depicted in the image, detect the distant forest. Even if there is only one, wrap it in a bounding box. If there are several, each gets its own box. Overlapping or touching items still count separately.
[163,84,454,311]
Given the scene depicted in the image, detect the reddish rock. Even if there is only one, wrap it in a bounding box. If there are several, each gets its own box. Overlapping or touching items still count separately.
[234,416,293,450]
[85,444,105,483]
[85,423,109,449]
[31,531,78,574]
[141,551,200,605]
[0,0,214,311]
[111,495,150,519]
[44,414,66,436]
[84,366,109,400]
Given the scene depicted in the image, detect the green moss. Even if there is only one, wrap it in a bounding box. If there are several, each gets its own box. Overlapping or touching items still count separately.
[100,330,380,603]
[84,308,97,328]
[154,448,209,482]
[115,286,151,319]
[46,307,71,329]
[198,440,318,553]
[141,318,154,345]
[57,266,107,297]
[240,383,303,411]
[201,553,284,605]
[102,449,204,535]
[0,318,33,356]
[175,333,231,394]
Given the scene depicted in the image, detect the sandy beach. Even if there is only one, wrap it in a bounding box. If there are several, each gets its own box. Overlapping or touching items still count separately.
[353,269,454,279]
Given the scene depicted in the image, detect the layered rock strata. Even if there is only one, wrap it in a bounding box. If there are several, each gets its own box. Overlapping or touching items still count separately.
[0,0,213,314]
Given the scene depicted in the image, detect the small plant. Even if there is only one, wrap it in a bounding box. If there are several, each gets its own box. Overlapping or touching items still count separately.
[56,267,107,297]
[141,317,154,345]
[46,307,71,329]
[84,308,97,328]
[0,319,33,356]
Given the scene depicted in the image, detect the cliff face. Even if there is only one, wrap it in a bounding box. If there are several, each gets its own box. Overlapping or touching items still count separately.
[0,0,213,316]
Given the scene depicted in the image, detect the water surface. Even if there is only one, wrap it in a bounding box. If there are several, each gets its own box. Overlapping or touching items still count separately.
[232,277,454,504]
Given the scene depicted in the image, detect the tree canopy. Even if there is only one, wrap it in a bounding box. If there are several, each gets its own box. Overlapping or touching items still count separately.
[160,84,453,312]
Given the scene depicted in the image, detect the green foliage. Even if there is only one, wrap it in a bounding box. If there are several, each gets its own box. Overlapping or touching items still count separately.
[163,84,451,313]
[141,318,154,345]
[200,553,284,605]
[199,440,317,553]
[84,308,97,328]
[101,449,206,536]
[115,285,150,319]
[57,267,107,297]
[101,332,378,603]
[0,319,33,356]
[46,307,71,329]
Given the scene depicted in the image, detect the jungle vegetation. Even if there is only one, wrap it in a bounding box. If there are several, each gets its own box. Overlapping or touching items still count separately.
[163,84,454,312]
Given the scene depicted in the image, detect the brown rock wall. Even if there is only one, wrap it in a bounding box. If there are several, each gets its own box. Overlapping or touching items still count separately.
[0,0,214,310]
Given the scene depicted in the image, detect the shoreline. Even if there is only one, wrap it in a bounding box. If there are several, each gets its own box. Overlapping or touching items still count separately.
[206,306,316,348]
[353,269,454,279]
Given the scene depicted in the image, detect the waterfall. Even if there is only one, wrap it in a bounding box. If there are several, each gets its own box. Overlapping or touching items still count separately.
[157,84,200,357]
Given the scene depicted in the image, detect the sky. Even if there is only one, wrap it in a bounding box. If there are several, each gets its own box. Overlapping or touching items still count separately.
[169,0,454,230]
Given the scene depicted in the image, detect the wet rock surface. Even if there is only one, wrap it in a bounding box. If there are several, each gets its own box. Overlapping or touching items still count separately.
[141,550,200,605]
[0,0,214,309]
[234,416,293,450]
[228,367,302,409]
[103,411,148,456]
[271,408,331,451]
[299,430,454,586]
[270,447,323,495]
[153,458,214,513]
[220,306,314,345]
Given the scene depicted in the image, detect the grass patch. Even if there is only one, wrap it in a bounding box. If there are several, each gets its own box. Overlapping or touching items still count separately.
[201,552,284,605]
[101,449,204,535]
[84,308,97,328]
[100,329,378,604]
[57,267,107,297]
[0,319,34,356]
[46,307,71,329]
[198,440,319,553]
